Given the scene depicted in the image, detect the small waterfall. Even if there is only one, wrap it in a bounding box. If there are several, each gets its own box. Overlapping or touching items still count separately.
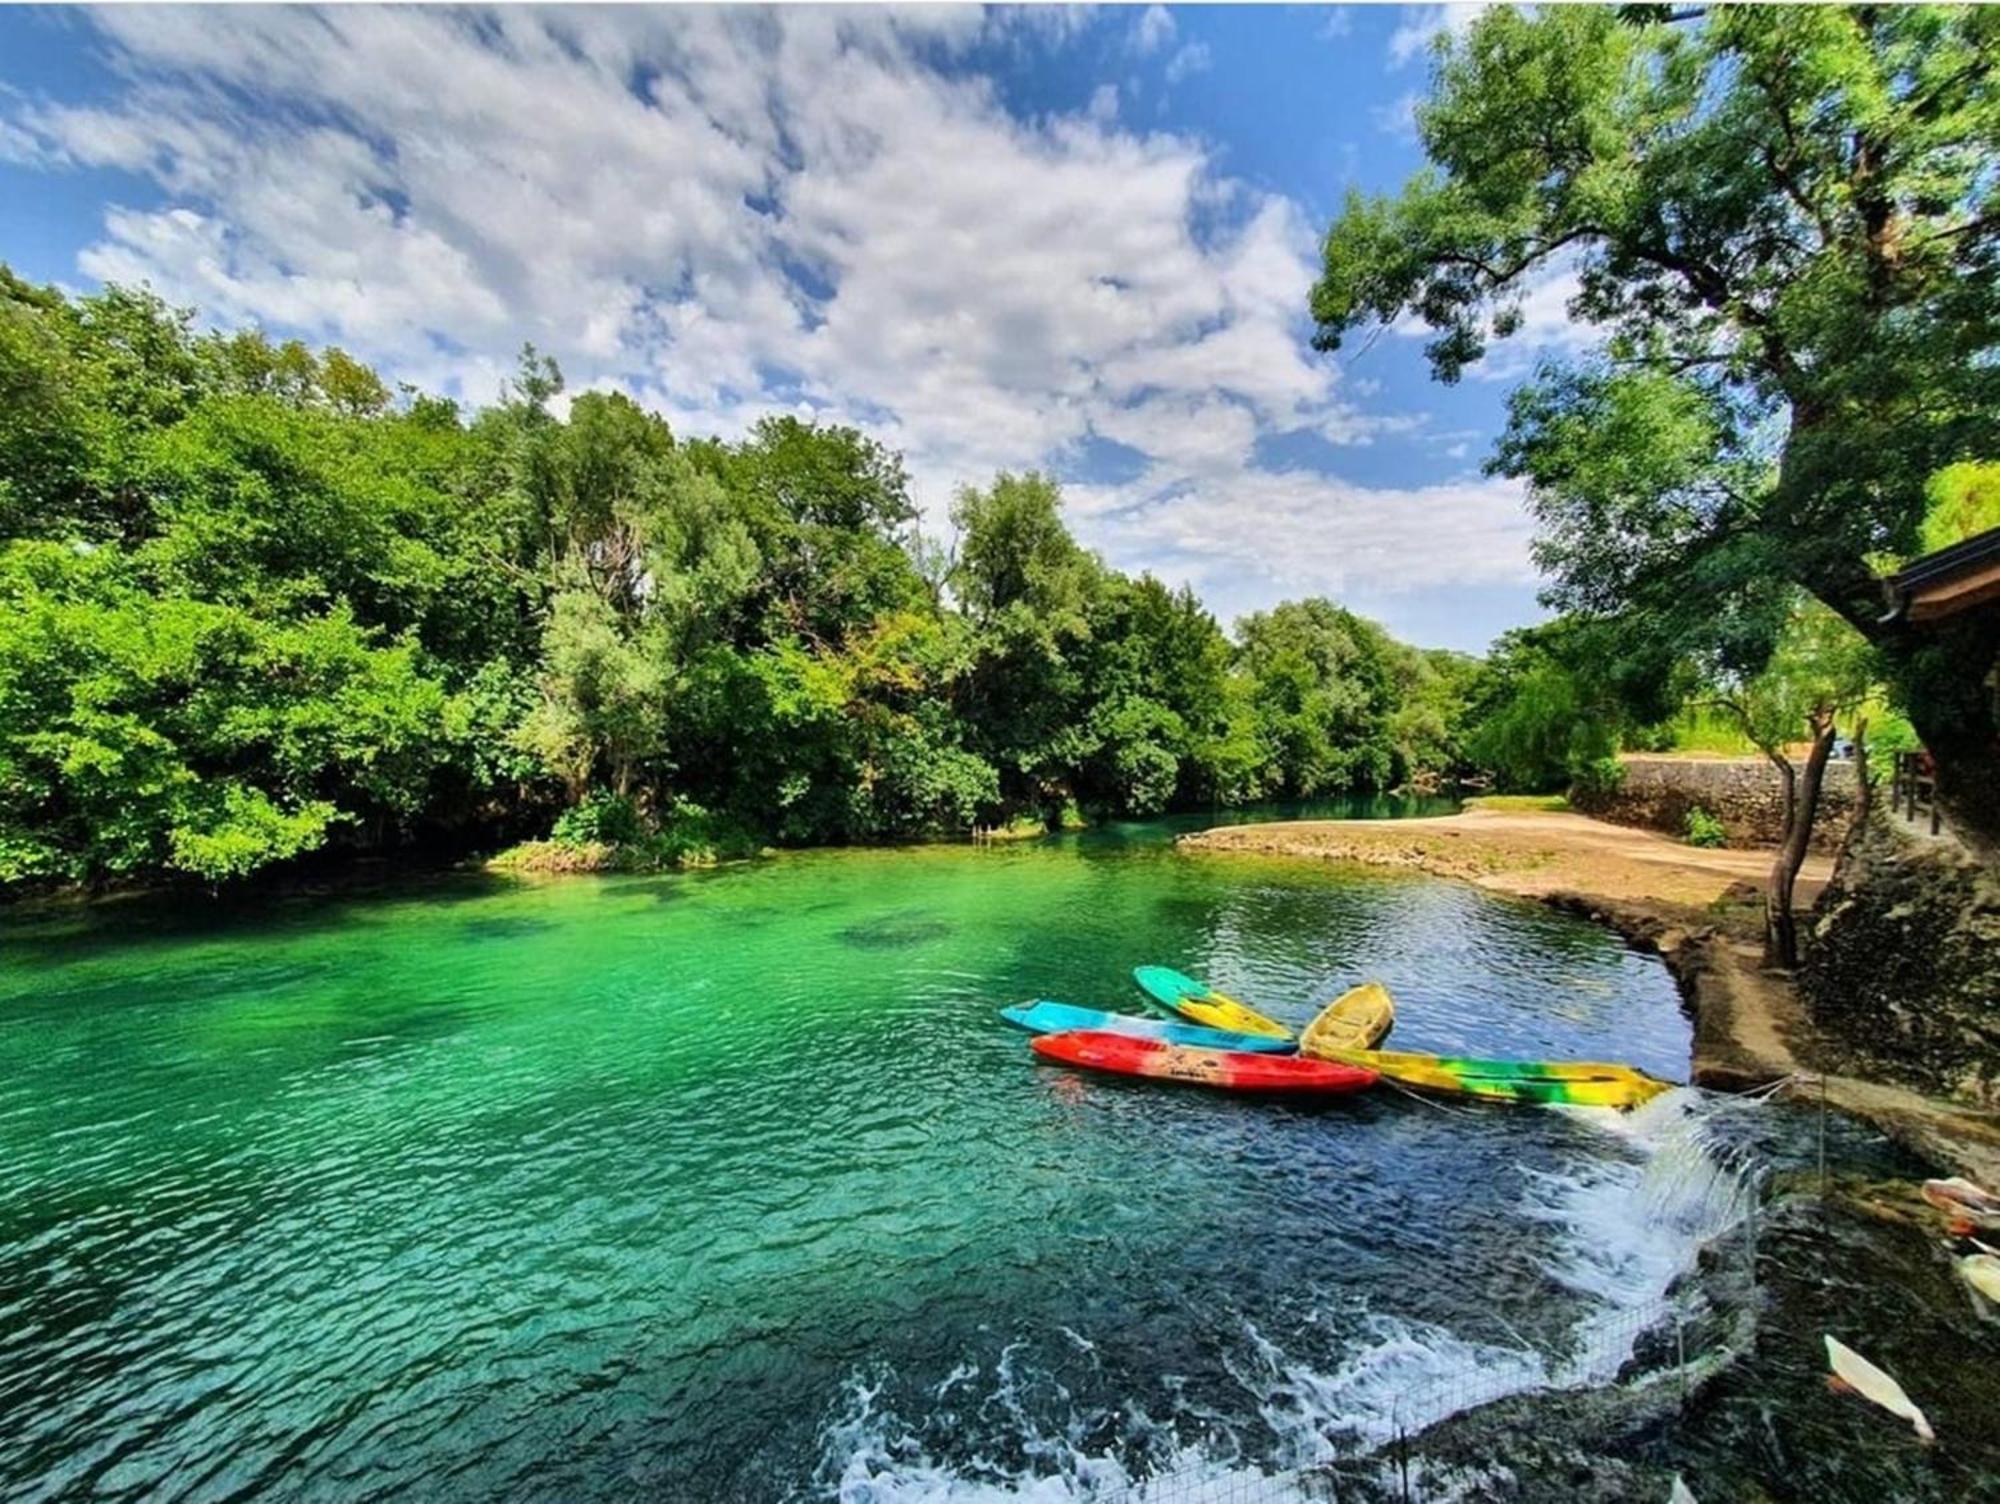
[810,1088,1770,1503]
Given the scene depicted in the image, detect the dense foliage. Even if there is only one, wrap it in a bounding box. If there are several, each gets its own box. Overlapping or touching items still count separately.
[0,271,1483,890]
[1311,4,2000,842]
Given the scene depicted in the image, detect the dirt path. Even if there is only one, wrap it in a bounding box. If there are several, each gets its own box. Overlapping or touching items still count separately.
[1177,805,1831,911]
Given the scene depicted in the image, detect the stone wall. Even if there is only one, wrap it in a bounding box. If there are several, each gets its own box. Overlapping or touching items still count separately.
[1569,755,1857,852]
[1800,807,2000,1106]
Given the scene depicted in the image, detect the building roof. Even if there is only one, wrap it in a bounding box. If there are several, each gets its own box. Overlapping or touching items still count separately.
[1886,525,2000,624]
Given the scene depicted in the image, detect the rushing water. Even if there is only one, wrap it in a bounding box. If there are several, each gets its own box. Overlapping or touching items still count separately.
[0,812,1722,1502]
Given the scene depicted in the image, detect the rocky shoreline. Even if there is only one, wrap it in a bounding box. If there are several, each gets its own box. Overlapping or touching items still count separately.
[1179,806,2000,1496]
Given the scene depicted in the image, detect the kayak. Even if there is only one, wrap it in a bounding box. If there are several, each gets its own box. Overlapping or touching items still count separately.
[1031,1030,1376,1095]
[1131,965,1292,1040]
[1000,1001,1297,1054]
[1298,1042,1674,1109]
[1300,981,1396,1054]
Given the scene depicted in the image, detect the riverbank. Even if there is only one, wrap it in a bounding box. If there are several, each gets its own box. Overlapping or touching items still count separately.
[1176,806,2000,1183]
[1182,806,2000,1494]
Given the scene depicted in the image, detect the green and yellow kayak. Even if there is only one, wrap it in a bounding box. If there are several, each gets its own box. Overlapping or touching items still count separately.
[1301,1041,1674,1109]
[1131,965,1293,1041]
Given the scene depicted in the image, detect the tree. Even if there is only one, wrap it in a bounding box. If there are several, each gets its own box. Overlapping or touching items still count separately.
[1704,599,1877,967]
[0,265,1503,887]
[950,472,1103,813]
[694,416,926,645]
[513,581,666,801]
[1310,5,2000,844]
[1459,615,1682,790]
[950,471,1097,622]
[1235,600,1401,797]
[1918,461,2000,555]
[0,542,454,885]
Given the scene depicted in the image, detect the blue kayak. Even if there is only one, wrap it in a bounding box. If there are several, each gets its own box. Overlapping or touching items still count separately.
[999,1000,1296,1054]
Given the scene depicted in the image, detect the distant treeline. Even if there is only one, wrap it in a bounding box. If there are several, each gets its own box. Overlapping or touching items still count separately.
[2,270,1502,888]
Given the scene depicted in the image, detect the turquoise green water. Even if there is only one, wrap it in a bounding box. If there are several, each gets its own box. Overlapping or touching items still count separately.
[0,816,1698,1500]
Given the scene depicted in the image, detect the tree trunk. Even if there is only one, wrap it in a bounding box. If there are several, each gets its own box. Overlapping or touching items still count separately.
[1842,716,1871,860]
[1766,711,1837,970]
[1762,742,1797,967]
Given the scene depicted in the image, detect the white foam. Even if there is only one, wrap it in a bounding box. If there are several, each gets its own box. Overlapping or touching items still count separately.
[810,1088,1758,1501]
[812,1364,1312,1504]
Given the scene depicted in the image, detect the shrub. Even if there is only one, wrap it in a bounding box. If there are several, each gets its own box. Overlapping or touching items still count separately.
[1684,807,1727,848]
[1571,756,1627,799]
[550,790,645,847]
[640,798,760,867]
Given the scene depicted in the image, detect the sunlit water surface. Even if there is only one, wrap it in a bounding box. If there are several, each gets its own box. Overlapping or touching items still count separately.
[0,809,1711,1501]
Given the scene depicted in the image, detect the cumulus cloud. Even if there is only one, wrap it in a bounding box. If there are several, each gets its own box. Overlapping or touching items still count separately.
[1387,3,1496,68]
[1068,467,1537,629]
[1371,90,1421,140]
[5,4,1542,615]
[1131,4,1176,55]
[1163,41,1212,86]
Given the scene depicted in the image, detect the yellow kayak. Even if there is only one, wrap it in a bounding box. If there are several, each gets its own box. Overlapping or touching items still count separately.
[1300,982,1396,1054]
[1131,966,1293,1040]
[1302,1043,1674,1109]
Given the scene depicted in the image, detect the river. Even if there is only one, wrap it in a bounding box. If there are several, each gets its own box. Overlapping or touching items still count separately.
[0,806,1738,1501]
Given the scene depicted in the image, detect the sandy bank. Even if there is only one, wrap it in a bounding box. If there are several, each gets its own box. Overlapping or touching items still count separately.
[1179,807,2000,1182]
[1177,805,1828,909]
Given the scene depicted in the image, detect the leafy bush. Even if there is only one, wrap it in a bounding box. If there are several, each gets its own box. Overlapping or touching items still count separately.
[1684,807,1727,848]
[1571,756,1627,799]
[640,798,761,867]
[551,791,644,847]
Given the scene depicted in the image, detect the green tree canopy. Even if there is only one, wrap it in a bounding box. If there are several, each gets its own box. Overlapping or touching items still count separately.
[1311,4,2000,840]
[0,268,1491,890]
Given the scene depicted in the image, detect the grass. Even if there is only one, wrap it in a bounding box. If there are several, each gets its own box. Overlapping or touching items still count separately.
[488,830,764,873]
[976,816,1051,842]
[1661,707,1758,756]
[1465,793,1571,813]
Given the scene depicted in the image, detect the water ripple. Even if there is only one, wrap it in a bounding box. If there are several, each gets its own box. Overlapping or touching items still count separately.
[0,831,1699,1500]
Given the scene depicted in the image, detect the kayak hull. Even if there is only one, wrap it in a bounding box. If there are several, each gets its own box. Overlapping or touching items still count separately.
[1300,981,1396,1054]
[1299,1042,1673,1109]
[1001,1001,1297,1054]
[1131,965,1292,1040]
[1032,1030,1375,1094]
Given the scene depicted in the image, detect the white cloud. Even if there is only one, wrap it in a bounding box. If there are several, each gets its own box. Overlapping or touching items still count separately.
[1319,11,1356,42]
[1164,41,1212,86]
[1388,3,1496,68]
[1068,467,1538,629]
[1371,90,1421,140]
[1132,5,1176,56]
[5,5,1539,606]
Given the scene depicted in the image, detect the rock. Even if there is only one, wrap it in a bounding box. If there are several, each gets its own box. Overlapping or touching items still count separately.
[1571,756,1858,852]
[1800,806,2000,1107]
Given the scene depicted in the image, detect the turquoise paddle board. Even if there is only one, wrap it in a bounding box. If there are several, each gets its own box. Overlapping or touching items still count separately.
[1000,1001,1296,1054]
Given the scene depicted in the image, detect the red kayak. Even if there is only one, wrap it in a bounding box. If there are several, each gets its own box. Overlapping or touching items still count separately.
[1030,1030,1378,1095]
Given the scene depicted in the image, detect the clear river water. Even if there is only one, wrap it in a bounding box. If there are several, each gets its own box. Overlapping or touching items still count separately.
[0,805,1738,1502]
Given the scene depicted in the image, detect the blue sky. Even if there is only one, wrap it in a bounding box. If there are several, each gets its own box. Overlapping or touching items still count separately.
[0,4,1584,652]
